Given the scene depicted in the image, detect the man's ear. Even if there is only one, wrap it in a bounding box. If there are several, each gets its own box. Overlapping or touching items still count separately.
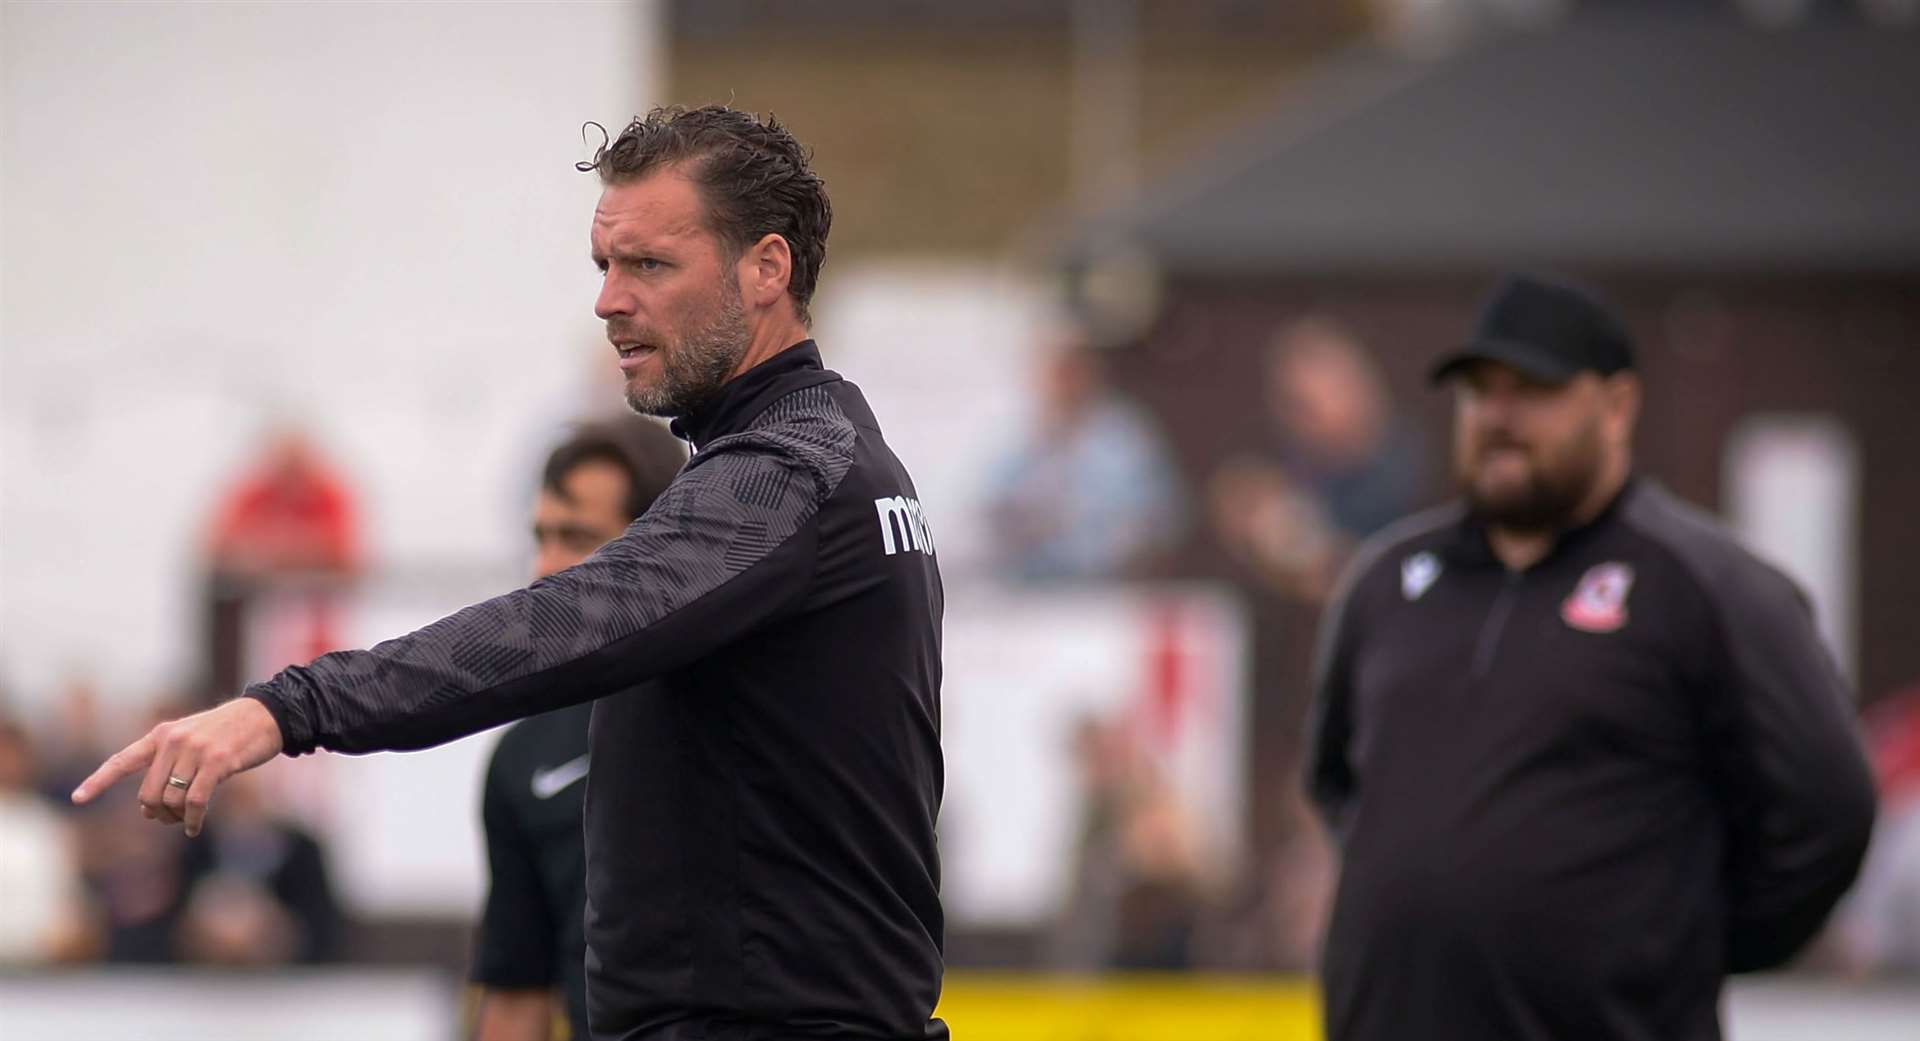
[738,233,792,310]
[1604,372,1642,445]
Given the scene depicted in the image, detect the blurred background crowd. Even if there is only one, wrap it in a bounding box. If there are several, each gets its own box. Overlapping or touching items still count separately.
[3,0,1918,1036]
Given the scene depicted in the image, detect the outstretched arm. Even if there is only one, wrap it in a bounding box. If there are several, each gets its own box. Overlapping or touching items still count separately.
[74,416,850,833]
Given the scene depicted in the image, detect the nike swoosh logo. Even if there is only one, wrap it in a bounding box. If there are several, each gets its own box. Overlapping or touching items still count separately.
[530,754,590,800]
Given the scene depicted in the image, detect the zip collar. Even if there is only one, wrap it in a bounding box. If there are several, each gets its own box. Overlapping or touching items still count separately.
[669,340,836,451]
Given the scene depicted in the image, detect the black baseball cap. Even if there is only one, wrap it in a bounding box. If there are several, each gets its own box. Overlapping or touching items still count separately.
[1430,273,1636,385]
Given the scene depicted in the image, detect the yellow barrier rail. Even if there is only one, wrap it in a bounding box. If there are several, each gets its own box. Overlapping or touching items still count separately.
[934,974,1323,1041]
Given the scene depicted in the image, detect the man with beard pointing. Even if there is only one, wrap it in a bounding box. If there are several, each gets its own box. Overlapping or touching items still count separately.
[1305,274,1875,1041]
[75,106,947,1041]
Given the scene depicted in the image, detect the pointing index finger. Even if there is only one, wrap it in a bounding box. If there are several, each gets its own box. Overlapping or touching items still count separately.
[71,734,156,805]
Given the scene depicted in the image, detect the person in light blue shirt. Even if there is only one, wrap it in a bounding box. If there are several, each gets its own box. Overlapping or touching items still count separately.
[984,337,1186,582]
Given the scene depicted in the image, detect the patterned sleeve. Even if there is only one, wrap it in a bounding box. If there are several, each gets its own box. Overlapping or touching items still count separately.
[247,389,856,755]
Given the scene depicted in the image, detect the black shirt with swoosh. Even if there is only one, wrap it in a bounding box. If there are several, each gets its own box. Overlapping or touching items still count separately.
[248,341,946,1041]
[474,699,594,1040]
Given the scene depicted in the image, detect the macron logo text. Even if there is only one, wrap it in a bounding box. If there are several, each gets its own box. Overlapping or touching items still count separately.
[875,495,935,557]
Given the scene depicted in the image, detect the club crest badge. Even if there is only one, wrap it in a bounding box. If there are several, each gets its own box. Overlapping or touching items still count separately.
[1401,551,1442,601]
[1563,562,1634,633]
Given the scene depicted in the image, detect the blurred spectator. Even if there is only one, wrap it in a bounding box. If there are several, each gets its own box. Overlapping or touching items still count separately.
[79,814,192,962]
[1836,682,1920,973]
[984,336,1185,582]
[177,768,341,965]
[203,430,363,700]
[77,698,200,962]
[1263,796,1334,972]
[207,429,361,577]
[1052,715,1132,970]
[1192,788,1334,973]
[1110,781,1209,970]
[32,674,112,808]
[1265,316,1425,537]
[1052,713,1208,971]
[1207,457,1344,601]
[1208,316,1426,602]
[0,717,98,963]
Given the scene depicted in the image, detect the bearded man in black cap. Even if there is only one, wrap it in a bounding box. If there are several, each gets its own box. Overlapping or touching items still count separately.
[1304,273,1876,1041]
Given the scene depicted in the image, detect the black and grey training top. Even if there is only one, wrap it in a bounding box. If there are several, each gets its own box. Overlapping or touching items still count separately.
[1305,477,1875,1041]
[249,341,947,1041]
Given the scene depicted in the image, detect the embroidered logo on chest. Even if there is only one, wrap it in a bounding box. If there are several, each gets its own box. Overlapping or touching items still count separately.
[1401,551,1442,601]
[1562,562,1634,633]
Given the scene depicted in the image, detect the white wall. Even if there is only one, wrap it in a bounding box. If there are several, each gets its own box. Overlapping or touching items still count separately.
[1725,415,1860,684]
[1,1,661,706]
[810,259,1058,574]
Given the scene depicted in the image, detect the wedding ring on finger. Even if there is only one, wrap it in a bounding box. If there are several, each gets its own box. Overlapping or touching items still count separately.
[167,775,191,790]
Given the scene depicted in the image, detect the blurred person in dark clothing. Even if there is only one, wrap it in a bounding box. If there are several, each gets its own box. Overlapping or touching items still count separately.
[79,816,190,962]
[1189,787,1333,974]
[984,334,1185,582]
[1207,457,1343,602]
[1306,274,1875,1041]
[1108,781,1207,970]
[176,768,340,965]
[1265,316,1425,539]
[77,698,199,963]
[1209,316,1425,604]
[1052,713,1207,971]
[474,419,684,1041]
[32,675,112,809]
[78,106,948,1041]
[70,693,328,966]
[1052,714,1133,970]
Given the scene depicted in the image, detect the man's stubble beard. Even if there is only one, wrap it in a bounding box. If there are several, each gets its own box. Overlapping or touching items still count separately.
[1461,418,1605,534]
[623,274,751,419]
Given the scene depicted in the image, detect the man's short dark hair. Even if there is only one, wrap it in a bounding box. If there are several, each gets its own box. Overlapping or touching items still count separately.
[542,419,687,523]
[579,105,832,325]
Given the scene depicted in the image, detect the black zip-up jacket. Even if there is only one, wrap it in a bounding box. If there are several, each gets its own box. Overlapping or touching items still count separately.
[249,341,947,1041]
[1306,478,1874,1041]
